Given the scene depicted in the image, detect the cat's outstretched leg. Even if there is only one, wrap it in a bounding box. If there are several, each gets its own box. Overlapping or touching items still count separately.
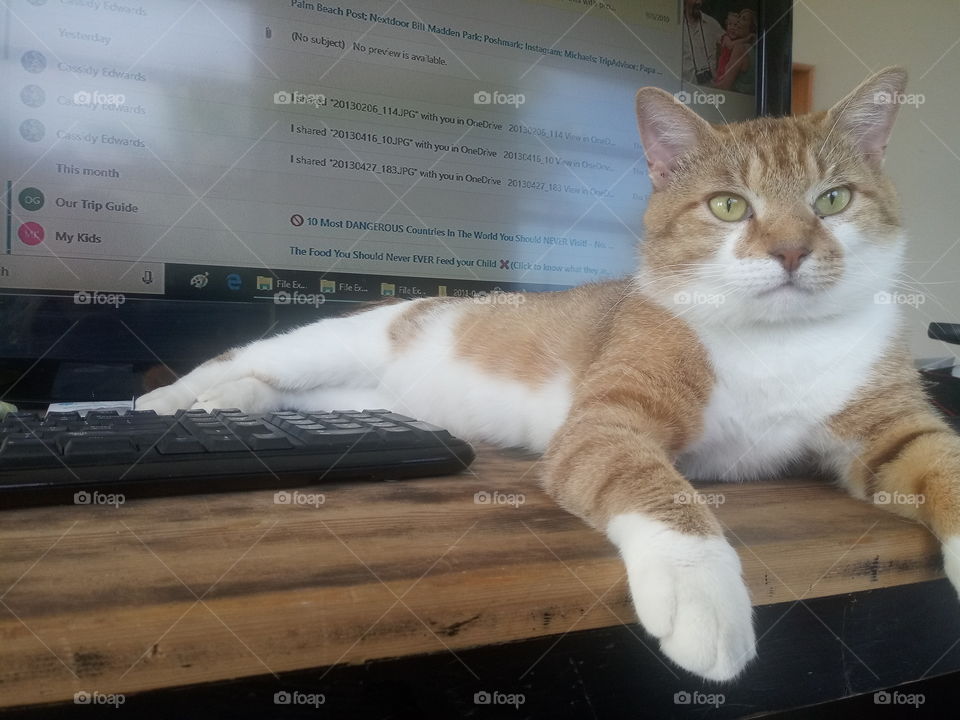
[826,350,960,597]
[136,300,414,414]
[541,385,756,682]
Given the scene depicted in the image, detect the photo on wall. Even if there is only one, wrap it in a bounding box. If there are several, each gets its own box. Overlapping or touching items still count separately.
[681,0,758,95]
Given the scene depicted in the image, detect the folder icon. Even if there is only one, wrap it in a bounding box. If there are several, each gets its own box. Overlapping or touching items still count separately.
[256,275,273,291]
[320,279,336,293]
[380,283,396,297]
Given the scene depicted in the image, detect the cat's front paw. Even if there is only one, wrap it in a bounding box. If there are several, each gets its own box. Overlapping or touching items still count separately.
[136,384,195,414]
[191,377,278,414]
[608,513,756,682]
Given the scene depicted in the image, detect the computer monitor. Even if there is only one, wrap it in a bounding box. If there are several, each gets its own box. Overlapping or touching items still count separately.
[0,0,791,405]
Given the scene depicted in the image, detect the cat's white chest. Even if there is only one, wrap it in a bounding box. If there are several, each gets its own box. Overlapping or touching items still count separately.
[677,305,899,481]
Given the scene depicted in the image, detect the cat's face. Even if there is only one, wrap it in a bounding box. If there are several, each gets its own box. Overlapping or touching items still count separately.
[635,69,906,326]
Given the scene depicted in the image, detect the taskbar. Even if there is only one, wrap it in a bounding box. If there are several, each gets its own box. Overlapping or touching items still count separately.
[162,263,573,305]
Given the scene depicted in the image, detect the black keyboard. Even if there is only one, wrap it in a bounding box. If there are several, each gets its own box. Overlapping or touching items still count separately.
[0,408,475,508]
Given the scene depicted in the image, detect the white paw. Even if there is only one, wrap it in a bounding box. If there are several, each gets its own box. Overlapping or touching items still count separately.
[608,513,757,682]
[192,377,277,414]
[136,384,195,414]
[943,536,960,597]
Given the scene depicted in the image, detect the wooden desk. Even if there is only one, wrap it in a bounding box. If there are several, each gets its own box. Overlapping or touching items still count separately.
[0,446,948,710]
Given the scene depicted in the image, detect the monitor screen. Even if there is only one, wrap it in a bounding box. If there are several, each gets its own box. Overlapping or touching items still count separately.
[0,0,775,404]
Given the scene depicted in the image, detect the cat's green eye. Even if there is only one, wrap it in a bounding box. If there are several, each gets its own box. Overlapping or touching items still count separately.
[708,194,749,222]
[814,186,852,216]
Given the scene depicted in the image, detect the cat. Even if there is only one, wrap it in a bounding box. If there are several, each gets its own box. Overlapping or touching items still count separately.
[138,67,960,682]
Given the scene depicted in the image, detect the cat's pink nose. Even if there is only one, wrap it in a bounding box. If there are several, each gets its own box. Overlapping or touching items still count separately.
[769,247,810,273]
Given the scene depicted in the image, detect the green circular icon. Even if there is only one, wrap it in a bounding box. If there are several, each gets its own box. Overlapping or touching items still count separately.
[18,187,44,212]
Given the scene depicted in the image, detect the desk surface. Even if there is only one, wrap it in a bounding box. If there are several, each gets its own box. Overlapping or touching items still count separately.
[0,446,944,708]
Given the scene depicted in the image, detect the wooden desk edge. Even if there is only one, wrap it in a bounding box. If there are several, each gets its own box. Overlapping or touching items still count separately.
[0,446,946,707]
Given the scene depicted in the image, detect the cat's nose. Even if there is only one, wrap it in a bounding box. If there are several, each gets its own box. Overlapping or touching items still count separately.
[769,246,810,273]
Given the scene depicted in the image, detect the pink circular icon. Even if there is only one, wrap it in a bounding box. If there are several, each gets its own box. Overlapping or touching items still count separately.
[18,221,45,246]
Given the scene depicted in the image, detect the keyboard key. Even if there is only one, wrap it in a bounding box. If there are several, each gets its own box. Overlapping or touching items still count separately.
[0,435,56,459]
[200,435,247,452]
[291,422,326,431]
[269,412,304,421]
[3,414,40,430]
[85,410,120,419]
[129,433,167,450]
[375,427,418,441]
[157,436,206,454]
[247,433,293,450]
[404,421,452,438]
[84,417,120,427]
[192,418,219,427]
[61,435,136,459]
[39,425,68,434]
[272,419,315,433]
[377,413,417,423]
[44,411,81,423]
[227,418,261,426]
[228,420,272,432]
[295,428,380,448]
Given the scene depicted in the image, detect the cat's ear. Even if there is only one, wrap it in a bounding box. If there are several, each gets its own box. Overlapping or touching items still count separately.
[635,88,714,191]
[825,67,908,168]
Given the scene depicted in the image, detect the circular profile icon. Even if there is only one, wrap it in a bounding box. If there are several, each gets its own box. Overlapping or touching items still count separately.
[20,50,46,74]
[18,187,44,212]
[18,222,45,246]
[20,84,46,108]
[19,119,45,142]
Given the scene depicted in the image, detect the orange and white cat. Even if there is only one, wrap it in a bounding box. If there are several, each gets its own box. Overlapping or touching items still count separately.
[138,68,960,682]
